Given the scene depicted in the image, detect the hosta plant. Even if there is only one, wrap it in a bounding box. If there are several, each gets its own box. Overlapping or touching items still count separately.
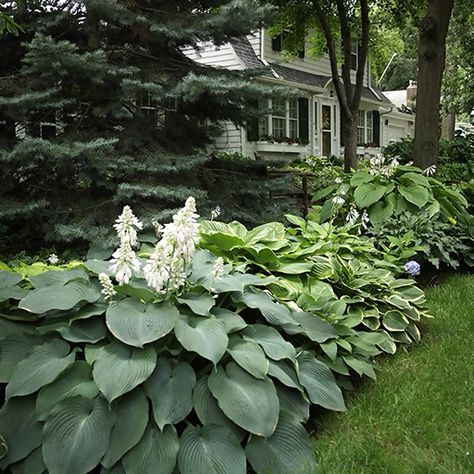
[0,199,349,474]
[199,218,430,384]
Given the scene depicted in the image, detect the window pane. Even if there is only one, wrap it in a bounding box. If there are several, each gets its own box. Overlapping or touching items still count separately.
[259,117,268,137]
[367,128,373,143]
[272,98,286,118]
[289,99,298,119]
[272,118,285,138]
[357,110,365,126]
[357,127,365,145]
[367,112,373,127]
[289,119,298,139]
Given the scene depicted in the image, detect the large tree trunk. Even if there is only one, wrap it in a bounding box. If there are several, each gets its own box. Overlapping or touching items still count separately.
[343,116,358,172]
[414,0,454,169]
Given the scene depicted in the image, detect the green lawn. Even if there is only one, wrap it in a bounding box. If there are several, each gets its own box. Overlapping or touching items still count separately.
[314,274,474,474]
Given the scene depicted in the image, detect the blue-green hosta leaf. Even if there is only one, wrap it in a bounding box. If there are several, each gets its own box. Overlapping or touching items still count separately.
[0,270,22,289]
[0,334,42,382]
[68,303,107,323]
[9,447,45,474]
[29,268,89,288]
[92,341,156,402]
[267,359,305,394]
[211,308,247,333]
[36,361,99,421]
[101,389,148,469]
[354,183,387,208]
[43,396,115,474]
[0,285,29,303]
[84,259,113,276]
[177,292,216,316]
[383,310,409,332]
[398,184,430,208]
[0,435,6,460]
[38,318,107,344]
[106,298,178,348]
[297,352,346,412]
[275,384,310,423]
[0,318,36,339]
[0,397,42,470]
[208,362,279,438]
[19,279,101,314]
[101,463,125,474]
[175,314,228,364]
[178,425,246,474]
[245,412,317,474]
[233,290,296,326]
[242,324,296,361]
[6,339,76,400]
[343,355,376,379]
[192,377,245,441]
[320,340,338,362]
[288,311,337,343]
[144,357,196,430]
[114,280,156,303]
[226,335,269,379]
[122,425,179,474]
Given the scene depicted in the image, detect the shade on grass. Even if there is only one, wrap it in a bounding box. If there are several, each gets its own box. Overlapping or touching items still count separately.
[314,274,474,474]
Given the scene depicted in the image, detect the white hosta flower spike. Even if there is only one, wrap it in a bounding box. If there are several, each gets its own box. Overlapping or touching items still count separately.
[99,273,116,301]
[113,205,143,247]
[48,253,59,265]
[423,164,437,176]
[109,241,141,285]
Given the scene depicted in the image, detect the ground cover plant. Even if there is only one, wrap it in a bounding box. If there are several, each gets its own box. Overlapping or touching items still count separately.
[313,274,474,474]
[0,198,431,474]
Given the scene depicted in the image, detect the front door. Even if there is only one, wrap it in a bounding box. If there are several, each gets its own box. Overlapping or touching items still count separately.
[321,103,333,157]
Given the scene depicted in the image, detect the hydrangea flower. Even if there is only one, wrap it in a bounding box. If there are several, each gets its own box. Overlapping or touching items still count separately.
[404,260,421,276]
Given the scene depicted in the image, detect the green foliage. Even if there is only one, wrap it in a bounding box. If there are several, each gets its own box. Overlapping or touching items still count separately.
[0,12,22,36]
[0,0,289,253]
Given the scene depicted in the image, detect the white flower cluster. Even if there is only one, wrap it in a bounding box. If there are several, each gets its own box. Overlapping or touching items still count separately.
[332,195,346,208]
[346,206,360,225]
[99,273,116,301]
[212,257,225,280]
[143,197,200,293]
[423,164,437,176]
[210,205,221,221]
[109,206,142,285]
[48,254,59,265]
[369,154,399,178]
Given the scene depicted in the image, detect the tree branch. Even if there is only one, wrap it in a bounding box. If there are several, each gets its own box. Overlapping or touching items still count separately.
[312,1,351,118]
[336,0,353,106]
[351,0,370,110]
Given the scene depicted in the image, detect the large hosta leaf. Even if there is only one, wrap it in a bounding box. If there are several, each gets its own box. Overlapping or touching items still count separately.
[354,183,387,208]
[106,298,178,348]
[0,434,6,460]
[177,292,216,316]
[9,447,45,474]
[38,318,107,344]
[242,324,296,361]
[192,377,245,441]
[0,397,43,469]
[208,362,279,438]
[6,339,76,399]
[0,318,36,339]
[43,396,115,474]
[178,425,246,474]
[175,314,228,364]
[297,352,346,412]
[289,311,337,343]
[19,279,101,314]
[144,357,195,430]
[226,335,269,379]
[92,341,156,402]
[101,389,148,468]
[267,359,304,393]
[36,361,99,421]
[0,270,22,288]
[122,425,179,474]
[211,308,247,333]
[29,269,89,288]
[0,334,41,382]
[275,384,310,423]
[246,412,316,474]
[398,184,430,208]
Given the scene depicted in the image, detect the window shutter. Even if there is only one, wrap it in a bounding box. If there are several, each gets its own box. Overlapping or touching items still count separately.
[272,35,282,52]
[298,98,309,142]
[373,111,380,146]
[247,99,259,142]
[340,112,345,146]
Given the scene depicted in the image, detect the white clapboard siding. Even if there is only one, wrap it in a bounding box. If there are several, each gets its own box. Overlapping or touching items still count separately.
[209,121,243,153]
[181,42,244,70]
[385,114,415,145]
[247,31,261,56]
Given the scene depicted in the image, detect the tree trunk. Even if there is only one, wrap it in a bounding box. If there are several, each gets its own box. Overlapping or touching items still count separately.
[343,116,358,172]
[413,0,454,169]
[441,112,455,140]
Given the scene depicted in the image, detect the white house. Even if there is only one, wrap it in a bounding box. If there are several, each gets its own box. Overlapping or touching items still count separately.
[184,29,415,159]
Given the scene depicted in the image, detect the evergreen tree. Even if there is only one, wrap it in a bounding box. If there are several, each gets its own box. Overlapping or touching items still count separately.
[0,0,292,253]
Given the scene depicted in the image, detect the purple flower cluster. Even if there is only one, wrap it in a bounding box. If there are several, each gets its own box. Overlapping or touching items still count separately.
[404,260,421,276]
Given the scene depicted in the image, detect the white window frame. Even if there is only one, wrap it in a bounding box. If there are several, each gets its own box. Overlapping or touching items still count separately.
[259,98,299,139]
[356,110,374,146]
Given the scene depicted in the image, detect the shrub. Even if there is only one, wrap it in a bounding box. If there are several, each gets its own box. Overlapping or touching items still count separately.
[0,199,430,474]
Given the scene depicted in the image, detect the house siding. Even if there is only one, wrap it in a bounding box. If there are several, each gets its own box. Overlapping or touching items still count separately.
[181,43,243,70]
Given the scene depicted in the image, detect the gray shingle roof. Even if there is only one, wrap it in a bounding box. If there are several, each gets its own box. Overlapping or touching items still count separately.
[229,38,392,105]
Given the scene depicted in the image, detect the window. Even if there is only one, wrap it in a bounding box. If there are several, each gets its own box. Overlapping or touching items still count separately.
[271,31,305,59]
[257,98,300,140]
[351,43,358,71]
[356,110,375,145]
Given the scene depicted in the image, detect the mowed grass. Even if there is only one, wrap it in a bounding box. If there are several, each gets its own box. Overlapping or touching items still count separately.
[313,274,474,474]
